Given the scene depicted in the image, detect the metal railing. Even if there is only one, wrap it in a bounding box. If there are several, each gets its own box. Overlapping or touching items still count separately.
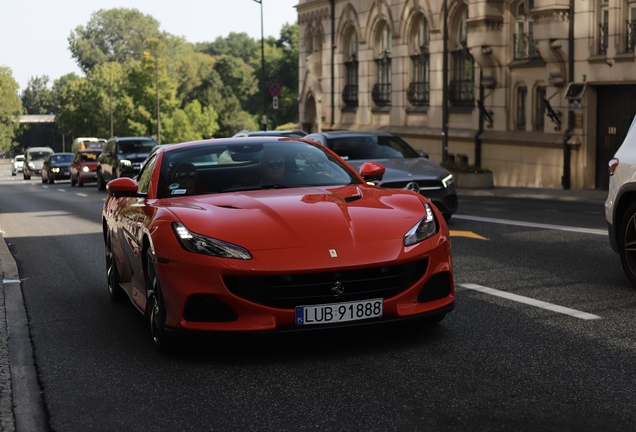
[449,80,474,105]
[342,85,358,107]
[407,82,430,106]
[628,20,636,52]
[513,33,541,60]
[599,22,609,54]
[372,83,392,106]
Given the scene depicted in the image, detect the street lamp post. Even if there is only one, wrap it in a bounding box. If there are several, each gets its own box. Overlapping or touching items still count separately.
[154,51,161,144]
[253,0,267,131]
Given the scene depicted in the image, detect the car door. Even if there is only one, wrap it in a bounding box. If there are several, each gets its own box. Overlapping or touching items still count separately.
[121,153,159,312]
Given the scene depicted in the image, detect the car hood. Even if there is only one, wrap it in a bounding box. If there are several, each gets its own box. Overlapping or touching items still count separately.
[345,158,449,182]
[160,185,427,250]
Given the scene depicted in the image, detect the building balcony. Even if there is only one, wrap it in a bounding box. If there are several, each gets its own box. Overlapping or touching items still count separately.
[407,82,430,106]
[372,83,392,107]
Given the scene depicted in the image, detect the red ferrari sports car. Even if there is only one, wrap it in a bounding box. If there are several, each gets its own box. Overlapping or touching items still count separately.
[103,137,455,350]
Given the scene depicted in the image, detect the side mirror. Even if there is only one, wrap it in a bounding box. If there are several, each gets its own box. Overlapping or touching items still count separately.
[107,177,141,197]
[359,161,385,183]
[417,150,429,159]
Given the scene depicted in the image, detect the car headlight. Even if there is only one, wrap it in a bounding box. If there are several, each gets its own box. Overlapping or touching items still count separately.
[172,222,252,259]
[51,167,60,173]
[404,203,438,246]
[28,162,35,169]
[82,166,90,172]
[442,174,454,188]
[120,159,132,167]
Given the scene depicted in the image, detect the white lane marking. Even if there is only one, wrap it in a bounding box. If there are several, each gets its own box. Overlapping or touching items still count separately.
[57,189,66,192]
[76,193,88,197]
[42,185,48,189]
[459,283,601,320]
[454,214,607,236]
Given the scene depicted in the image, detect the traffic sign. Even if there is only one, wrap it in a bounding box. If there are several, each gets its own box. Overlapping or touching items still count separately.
[269,83,282,97]
[273,97,279,110]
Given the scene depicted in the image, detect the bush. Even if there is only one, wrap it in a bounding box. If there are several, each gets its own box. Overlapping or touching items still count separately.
[440,161,492,174]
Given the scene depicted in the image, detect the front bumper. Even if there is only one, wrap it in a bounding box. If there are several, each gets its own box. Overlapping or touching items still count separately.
[153,232,454,333]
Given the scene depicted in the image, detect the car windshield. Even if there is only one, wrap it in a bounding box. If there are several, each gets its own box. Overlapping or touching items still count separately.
[157,140,360,198]
[28,151,51,161]
[118,140,156,154]
[15,156,24,161]
[326,135,419,160]
[52,154,74,163]
[80,152,100,162]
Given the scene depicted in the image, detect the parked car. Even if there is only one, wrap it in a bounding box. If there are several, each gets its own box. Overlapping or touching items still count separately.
[97,136,158,190]
[606,114,636,286]
[103,137,455,350]
[42,152,74,184]
[70,149,102,187]
[233,129,307,138]
[23,147,54,180]
[11,155,25,176]
[305,131,458,220]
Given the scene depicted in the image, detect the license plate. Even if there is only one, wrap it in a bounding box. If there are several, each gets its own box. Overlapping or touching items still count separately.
[295,298,383,326]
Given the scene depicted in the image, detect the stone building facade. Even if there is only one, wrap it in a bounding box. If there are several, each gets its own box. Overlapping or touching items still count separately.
[296,0,636,189]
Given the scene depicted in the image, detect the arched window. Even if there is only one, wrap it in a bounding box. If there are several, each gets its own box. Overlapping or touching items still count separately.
[407,14,430,106]
[449,8,474,106]
[305,28,314,54]
[514,1,539,59]
[372,22,392,107]
[342,29,359,108]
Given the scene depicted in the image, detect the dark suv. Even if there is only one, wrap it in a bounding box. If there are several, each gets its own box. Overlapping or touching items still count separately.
[97,136,158,190]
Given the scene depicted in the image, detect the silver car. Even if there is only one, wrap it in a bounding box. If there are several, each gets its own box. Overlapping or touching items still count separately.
[606,114,636,285]
[11,155,24,176]
[306,131,458,220]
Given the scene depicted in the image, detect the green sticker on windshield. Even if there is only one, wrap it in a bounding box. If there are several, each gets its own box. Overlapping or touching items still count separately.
[169,183,180,190]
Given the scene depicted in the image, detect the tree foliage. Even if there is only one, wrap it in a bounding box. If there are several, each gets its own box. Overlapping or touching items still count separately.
[68,8,164,72]
[21,8,299,150]
[0,67,22,154]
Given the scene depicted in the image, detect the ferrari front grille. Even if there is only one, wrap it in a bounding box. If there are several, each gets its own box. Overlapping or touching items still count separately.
[223,260,428,309]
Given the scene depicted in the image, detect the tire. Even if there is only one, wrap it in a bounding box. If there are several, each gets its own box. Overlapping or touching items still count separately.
[48,175,54,184]
[79,182,84,187]
[97,170,106,191]
[618,201,636,286]
[11,170,16,176]
[71,176,77,187]
[105,232,127,302]
[146,252,173,351]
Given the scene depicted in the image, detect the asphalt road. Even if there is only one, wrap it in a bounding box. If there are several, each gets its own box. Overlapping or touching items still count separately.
[2,162,635,431]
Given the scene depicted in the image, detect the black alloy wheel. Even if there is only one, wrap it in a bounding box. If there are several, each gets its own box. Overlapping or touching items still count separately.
[619,201,636,287]
[106,232,126,302]
[146,252,172,351]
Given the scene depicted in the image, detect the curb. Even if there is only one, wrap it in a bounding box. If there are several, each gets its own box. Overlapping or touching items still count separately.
[0,233,49,431]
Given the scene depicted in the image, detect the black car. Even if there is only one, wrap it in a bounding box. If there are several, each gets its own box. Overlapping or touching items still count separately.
[305,131,458,220]
[97,136,158,190]
[42,152,74,184]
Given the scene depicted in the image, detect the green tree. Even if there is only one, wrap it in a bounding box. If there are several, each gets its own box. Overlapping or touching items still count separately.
[21,76,58,115]
[0,67,22,155]
[196,32,259,65]
[68,8,164,72]
[213,55,258,107]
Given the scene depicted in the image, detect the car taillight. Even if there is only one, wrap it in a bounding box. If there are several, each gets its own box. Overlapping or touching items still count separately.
[608,158,619,176]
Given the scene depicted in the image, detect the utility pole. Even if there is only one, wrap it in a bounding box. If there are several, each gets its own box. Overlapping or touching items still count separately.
[253,0,267,131]
[154,52,161,144]
[441,0,449,162]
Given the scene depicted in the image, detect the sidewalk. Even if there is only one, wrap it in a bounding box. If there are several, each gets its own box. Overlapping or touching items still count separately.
[457,186,609,206]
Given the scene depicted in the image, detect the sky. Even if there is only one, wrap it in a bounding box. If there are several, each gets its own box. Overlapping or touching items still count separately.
[1,0,299,92]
